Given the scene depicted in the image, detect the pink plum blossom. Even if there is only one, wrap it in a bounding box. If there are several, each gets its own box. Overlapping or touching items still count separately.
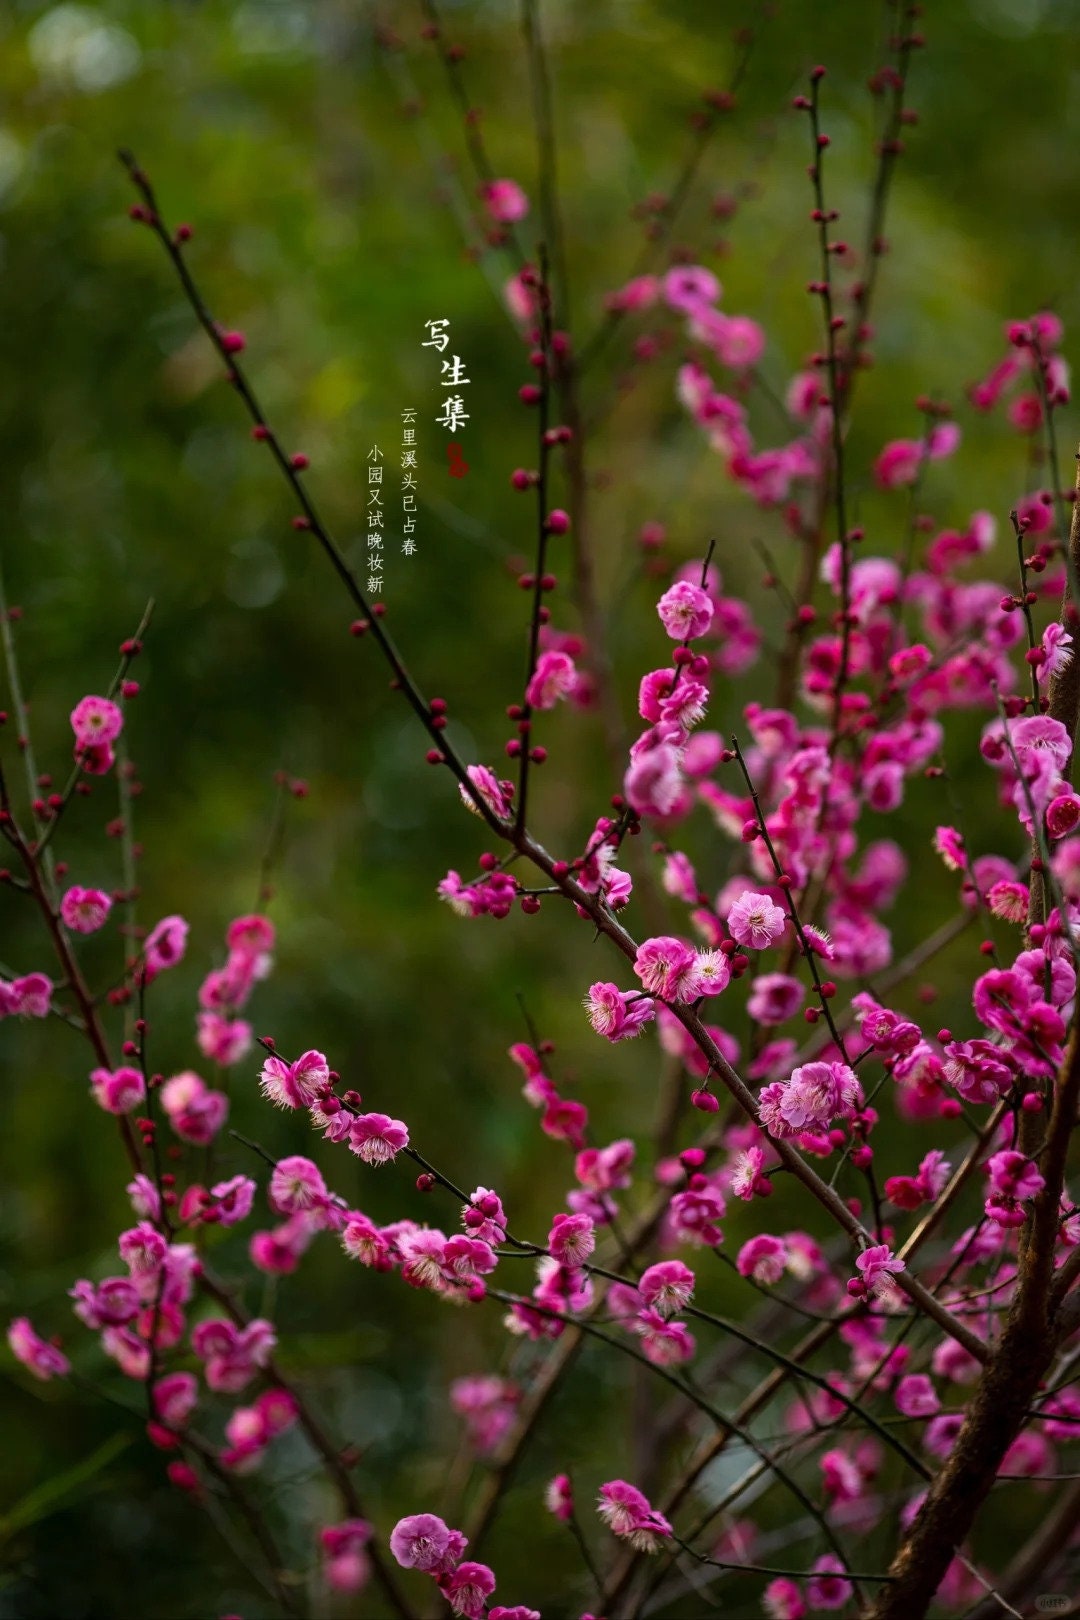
[895,1374,941,1418]
[258,1048,330,1109]
[545,1472,574,1520]
[269,1155,328,1213]
[389,1513,456,1572]
[548,1212,595,1266]
[142,915,189,979]
[320,1519,372,1594]
[460,764,514,820]
[633,935,699,1001]
[153,1371,199,1428]
[848,1244,905,1300]
[60,886,112,933]
[525,649,577,709]
[638,1260,695,1317]
[736,1234,787,1284]
[656,580,714,640]
[70,695,123,747]
[441,1562,497,1618]
[480,178,529,223]
[349,1112,410,1166]
[8,1317,70,1380]
[727,890,786,949]
[196,1012,252,1066]
[90,1065,145,1114]
[662,265,720,312]
[160,1071,228,1145]
[597,1479,672,1552]
[583,982,655,1040]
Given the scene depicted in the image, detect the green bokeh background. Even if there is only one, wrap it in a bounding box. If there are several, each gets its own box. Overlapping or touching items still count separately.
[1,0,1079,1615]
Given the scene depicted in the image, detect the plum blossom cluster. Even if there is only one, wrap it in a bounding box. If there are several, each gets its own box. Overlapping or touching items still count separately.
[388,1513,534,1619]
[195,912,274,1066]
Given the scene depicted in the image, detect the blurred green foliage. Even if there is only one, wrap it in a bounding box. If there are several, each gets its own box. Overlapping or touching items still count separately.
[2,0,1080,1614]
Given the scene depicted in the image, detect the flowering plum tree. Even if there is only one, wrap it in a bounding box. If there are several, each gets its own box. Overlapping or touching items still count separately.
[5,5,1080,1618]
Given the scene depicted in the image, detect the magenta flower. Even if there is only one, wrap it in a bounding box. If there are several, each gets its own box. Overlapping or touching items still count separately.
[736,1234,788,1285]
[849,1244,905,1300]
[349,1111,409,1166]
[389,1512,455,1572]
[582,982,655,1041]
[634,1310,696,1366]
[459,763,514,820]
[525,649,577,709]
[258,1048,330,1109]
[575,1138,635,1193]
[138,915,188,983]
[1047,792,1080,838]
[685,949,731,997]
[397,1229,449,1292]
[119,1222,167,1276]
[545,1472,574,1521]
[70,1276,139,1329]
[126,1173,161,1222]
[661,850,697,903]
[597,1479,672,1552]
[656,580,714,640]
[70,694,123,748]
[341,1213,392,1269]
[984,1148,1045,1227]
[895,1374,941,1418]
[462,1187,507,1245]
[320,1519,372,1594]
[548,1212,595,1267]
[4,973,52,1018]
[729,1145,774,1201]
[727,890,786,950]
[226,913,275,955]
[633,935,699,1001]
[624,728,685,816]
[943,1038,1013,1105]
[933,825,966,871]
[1012,713,1073,770]
[192,1318,276,1393]
[711,312,765,369]
[747,972,804,1025]
[160,1071,228,1145]
[763,1578,807,1619]
[480,178,529,223]
[210,1174,256,1226]
[668,1177,725,1247]
[759,1061,861,1137]
[662,264,720,312]
[442,1235,497,1287]
[806,1555,853,1610]
[8,1317,70,1381]
[450,1376,518,1454]
[153,1371,198,1429]
[638,1259,695,1318]
[269,1155,327,1214]
[90,1065,145,1115]
[197,1012,253,1066]
[604,273,660,313]
[820,1448,863,1503]
[441,1561,497,1619]
[250,1217,316,1275]
[60,886,112,934]
[222,1387,298,1473]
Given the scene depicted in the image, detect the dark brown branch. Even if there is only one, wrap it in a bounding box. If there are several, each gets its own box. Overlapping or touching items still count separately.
[868,1021,1080,1619]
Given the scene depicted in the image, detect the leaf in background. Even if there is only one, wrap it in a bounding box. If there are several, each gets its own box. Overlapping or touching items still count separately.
[0,1432,130,1543]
